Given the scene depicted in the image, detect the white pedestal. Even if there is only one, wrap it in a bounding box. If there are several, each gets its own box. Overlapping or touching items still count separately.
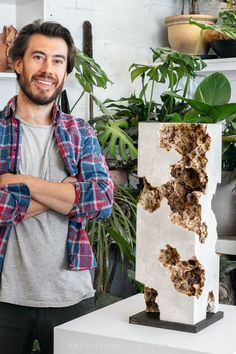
[54,294,236,354]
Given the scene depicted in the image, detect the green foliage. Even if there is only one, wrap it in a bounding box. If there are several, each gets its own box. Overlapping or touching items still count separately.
[91,47,236,170]
[222,113,236,171]
[164,72,236,123]
[95,118,138,161]
[87,184,137,295]
[71,48,112,113]
[190,11,236,39]
[74,48,112,92]
[32,340,40,352]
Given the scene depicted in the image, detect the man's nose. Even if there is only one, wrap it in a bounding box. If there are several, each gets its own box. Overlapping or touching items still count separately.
[41,58,53,73]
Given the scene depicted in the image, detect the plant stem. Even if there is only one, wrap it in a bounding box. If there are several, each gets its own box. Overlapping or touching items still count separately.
[194,29,203,56]
[69,90,85,113]
[141,74,147,105]
[169,61,174,114]
[183,74,191,98]
[147,79,155,118]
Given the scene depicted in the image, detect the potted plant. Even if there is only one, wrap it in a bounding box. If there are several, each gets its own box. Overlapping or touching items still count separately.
[59,49,141,307]
[96,47,236,157]
[70,46,236,307]
[165,0,217,55]
[190,2,236,57]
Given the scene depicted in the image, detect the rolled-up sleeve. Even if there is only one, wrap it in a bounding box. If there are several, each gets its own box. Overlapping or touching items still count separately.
[68,126,114,223]
[0,183,31,226]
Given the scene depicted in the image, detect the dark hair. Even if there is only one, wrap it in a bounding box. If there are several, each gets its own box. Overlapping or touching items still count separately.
[9,21,76,74]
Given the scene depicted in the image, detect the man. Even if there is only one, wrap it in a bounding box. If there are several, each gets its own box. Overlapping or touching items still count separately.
[0,21,113,354]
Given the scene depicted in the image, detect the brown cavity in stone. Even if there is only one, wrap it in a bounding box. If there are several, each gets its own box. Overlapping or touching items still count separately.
[159,245,205,298]
[139,178,163,213]
[159,123,211,243]
[207,291,216,313]
[144,286,159,313]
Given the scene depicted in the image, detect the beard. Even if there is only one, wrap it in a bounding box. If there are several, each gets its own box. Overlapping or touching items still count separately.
[17,66,65,106]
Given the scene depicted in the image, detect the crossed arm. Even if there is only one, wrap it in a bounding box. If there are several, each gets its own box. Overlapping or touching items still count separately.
[0,173,76,220]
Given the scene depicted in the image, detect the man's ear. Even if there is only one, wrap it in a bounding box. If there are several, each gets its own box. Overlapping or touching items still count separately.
[13,58,23,75]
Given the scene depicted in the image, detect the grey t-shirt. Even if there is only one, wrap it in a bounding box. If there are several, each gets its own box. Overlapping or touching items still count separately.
[0,118,94,307]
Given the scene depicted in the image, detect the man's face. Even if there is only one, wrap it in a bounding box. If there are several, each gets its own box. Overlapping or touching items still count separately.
[14,33,68,106]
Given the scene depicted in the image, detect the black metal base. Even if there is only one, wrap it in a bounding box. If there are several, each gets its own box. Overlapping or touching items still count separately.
[129,310,224,333]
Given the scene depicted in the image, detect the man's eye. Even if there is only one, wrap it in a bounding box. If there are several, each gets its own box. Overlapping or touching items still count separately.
[34,55,44,61]
[54,59,64,64]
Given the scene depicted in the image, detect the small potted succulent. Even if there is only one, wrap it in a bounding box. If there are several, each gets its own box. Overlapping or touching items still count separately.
[165,0,218,55]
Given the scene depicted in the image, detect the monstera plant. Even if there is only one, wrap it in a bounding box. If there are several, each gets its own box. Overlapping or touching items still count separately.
[93,47,236,171]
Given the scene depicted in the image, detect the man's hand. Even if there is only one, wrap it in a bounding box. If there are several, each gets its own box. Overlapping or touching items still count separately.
[0,173,50,220]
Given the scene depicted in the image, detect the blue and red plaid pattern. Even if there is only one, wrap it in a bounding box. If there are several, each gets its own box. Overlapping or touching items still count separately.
[0,96,114,272]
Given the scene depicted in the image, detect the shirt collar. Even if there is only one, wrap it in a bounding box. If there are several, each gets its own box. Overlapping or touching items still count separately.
[2,95,61,123]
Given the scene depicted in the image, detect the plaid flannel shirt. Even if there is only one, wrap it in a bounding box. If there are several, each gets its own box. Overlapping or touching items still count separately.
[0,96,114,272]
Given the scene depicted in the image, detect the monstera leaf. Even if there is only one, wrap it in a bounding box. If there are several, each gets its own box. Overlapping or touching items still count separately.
[95,118,137,161]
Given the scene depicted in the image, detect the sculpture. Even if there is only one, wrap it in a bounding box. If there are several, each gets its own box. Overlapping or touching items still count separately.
[0,25,18,72]
[132,123,223,332]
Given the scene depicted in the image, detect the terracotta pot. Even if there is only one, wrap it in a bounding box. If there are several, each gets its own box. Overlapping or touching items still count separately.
[165,14,217,55]
[0,25,18,72]
[109,169,128,186]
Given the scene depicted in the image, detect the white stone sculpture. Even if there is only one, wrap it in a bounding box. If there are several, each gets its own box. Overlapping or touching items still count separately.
[136,122,222,325]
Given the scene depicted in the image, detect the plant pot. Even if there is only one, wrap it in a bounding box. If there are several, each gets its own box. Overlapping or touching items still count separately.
[212,171,236,237]
[210,39,236,58]
[165,14,217,55]
[109,169,128,186]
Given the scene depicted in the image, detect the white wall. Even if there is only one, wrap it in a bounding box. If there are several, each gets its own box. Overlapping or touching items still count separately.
[42,0,223,119]
[45,0,181,119]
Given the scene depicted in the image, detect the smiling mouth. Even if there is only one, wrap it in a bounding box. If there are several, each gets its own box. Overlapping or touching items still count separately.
[33,78,55,87]
[36,79,54,86]
[32,74,57,88]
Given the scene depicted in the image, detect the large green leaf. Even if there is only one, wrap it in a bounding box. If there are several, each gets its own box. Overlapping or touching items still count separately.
[107,228,135,263]
[164,91,236,123]
[75,48,112,92]
[194,72,231,105]
[129,64,150,82]
[96,118,138,160]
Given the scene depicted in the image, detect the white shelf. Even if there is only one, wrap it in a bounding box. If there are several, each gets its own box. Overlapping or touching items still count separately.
[199,57,236,74]
[0,72,16,79]
[216,236,236,255]
[0,0,31,4]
